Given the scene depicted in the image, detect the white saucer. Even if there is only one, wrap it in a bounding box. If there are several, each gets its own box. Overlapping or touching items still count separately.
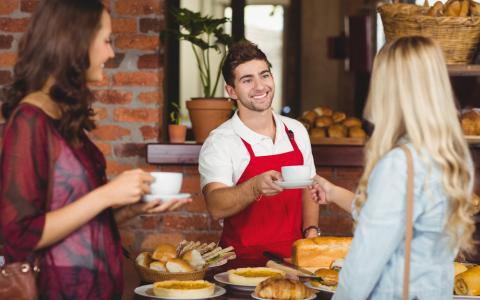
[134,284,226,299]
[213,271,256,291]
[143,193,191,202]
[304,281,335,293]
[275,179,313,189]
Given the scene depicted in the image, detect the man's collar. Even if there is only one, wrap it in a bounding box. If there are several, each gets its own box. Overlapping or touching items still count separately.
[232,110,287,145]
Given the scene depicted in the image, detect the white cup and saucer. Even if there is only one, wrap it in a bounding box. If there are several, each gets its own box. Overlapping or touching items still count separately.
[143,172,191,202]
[275,165,314,189]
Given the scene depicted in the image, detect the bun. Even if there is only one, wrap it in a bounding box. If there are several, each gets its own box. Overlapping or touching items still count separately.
[165,258,194,273]
[302,111,317,125]
[328,124,347,138]
[332,112,346,123]
[461,110,480,135]
[342,117,362,128]
[312,268,339,286]
[310,127,326,139]
[153,280,214,299]
[349,126,366,138]
[314,106,333,117]
[135,252,152,268]
[149,261,167,271]
[228,267,285,286]
[315,116,333,128]
[182,249,206,270]
[292,237,352,268]
[152,243,177,262]
[455,265,480,296]
[255,277,314,300]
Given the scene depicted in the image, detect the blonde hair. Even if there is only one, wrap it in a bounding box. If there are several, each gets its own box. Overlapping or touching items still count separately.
[356,36,475,253]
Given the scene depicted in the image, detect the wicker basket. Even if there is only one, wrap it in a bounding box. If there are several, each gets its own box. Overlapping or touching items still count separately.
[378,3,480,64]
[134,263,207,283]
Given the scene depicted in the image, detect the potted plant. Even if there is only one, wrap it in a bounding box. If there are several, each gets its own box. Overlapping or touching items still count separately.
[167,8,235,143]
[168,102,187,143]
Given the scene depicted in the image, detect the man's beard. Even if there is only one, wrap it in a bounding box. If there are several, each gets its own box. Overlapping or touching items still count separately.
[238,96,273,112]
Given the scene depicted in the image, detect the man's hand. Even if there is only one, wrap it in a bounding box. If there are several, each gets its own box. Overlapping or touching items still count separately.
[253,170,283,197]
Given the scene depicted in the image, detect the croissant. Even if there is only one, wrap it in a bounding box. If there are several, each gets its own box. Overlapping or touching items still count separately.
[255,277,315,300]
[455,266,480,296]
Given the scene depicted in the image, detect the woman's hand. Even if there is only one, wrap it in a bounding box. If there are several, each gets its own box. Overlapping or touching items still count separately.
[308,175,335,204]
[101,169,154,207]
[130,197,192,215]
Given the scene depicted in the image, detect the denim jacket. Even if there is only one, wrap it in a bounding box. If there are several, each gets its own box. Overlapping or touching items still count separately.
[333,144,456,300]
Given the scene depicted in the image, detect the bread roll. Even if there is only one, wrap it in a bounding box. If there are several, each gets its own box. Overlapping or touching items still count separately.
[342,117,362,128]
[182,249,206,270]
[446,0,461,16]
[310,127,326,139]
[328,124,347,138]
[302,111,317,124]
[292,237,352,268]
[228,267,285,286]
[149,261,167,271]
[349,126,367,138]
[312,268,339,286]
[153,280,214,299]
[135,252,152,268]
[255,277,314,300]
[455,265,480,296]
[165,258,194,273]
[314,106,333,117]
[152,243,177,262]
[428,1,444,16]
[332,112,346,123]
[315,116,333,128]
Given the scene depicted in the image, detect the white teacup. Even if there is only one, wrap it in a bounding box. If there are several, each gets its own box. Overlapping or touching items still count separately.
[149,172,183,195]
[281,165,311,182]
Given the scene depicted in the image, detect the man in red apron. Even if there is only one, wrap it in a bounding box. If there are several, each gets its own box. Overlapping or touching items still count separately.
[199,41,320,267]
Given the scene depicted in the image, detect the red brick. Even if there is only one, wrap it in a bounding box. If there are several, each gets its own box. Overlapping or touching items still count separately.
[162,214,209,230]
[0,35,13,49]
[106,159,135,176]
[140,125,159,140]
[138,215,162,230]
[182,175,200,194]
[0,70,12,85]
[139,233,184,251]
[93,141,112,156]
[115,34,159,50]
[185,195,207,213]
[0,0,18,15]
[105,53,125,68]
[0,18,30,32]
[20,0,37,13]
[139,18,163,33]
[94,89,132,104]
[90,124,131,140]
[114,143,145,158]
[138,91,162,104]
[183,232,221,244]
[114,108,160,123]
[113,71,160,86]
[138,53,161,69]
[112,18,137,33]
[116,0,162,16]
[93,107,108,121]
[0,52,16,67]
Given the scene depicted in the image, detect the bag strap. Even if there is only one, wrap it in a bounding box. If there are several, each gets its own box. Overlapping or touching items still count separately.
[401,145,414,300]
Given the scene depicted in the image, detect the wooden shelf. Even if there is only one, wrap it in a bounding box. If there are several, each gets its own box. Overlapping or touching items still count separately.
[448,65,480,76]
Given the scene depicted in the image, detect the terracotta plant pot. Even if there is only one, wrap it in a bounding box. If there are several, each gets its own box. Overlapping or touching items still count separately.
[186,98,234,143]
[168,124,187,143]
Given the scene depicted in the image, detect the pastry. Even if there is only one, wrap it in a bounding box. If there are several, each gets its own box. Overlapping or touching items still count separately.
[310,127,326,139]
[153,280,215,299]
[328,124,347,138]
[315,116,334,128]
[292,237,352,268]
[314,106,333,117]
[228,267,285,286]
[349,126,367,138]
[455,265,480,296]
[255,277,314,300]
[342,117,362,128]
[332,112,346,123]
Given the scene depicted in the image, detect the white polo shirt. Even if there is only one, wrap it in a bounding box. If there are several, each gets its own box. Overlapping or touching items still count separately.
[199,110,316,190]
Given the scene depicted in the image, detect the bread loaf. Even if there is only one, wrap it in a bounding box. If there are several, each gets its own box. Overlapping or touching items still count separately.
[292,237,352,268]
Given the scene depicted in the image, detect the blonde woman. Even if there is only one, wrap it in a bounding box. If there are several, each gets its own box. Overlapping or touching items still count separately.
[310,36,475,300]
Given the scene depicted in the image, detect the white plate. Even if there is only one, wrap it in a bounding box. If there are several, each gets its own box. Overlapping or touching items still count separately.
[143,193,191,202]
[251,291,316,300]
[304,281,335,293]
[134,284,226,299]
[275,180,313,189]
[454,296,480,299]
[213,271,256,291]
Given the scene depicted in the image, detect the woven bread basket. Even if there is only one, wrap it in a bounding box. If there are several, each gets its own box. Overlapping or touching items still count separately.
[134,263,207,283]
[377,3,480,64]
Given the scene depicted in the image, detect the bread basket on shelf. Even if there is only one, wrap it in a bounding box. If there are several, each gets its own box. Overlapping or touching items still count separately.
[377,3,480,64]
[134,263,207,283]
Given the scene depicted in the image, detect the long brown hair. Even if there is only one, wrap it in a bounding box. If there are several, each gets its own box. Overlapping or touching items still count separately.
[1,0,105,145]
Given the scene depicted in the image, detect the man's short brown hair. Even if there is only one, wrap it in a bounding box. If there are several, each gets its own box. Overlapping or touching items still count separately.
[222,40,272,86]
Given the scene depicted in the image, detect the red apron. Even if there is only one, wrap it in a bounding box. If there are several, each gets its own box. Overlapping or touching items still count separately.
[220,124,303,267]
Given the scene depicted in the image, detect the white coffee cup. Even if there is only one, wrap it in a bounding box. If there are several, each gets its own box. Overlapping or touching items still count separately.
[281,165,311,182]
[149,172,183,195]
